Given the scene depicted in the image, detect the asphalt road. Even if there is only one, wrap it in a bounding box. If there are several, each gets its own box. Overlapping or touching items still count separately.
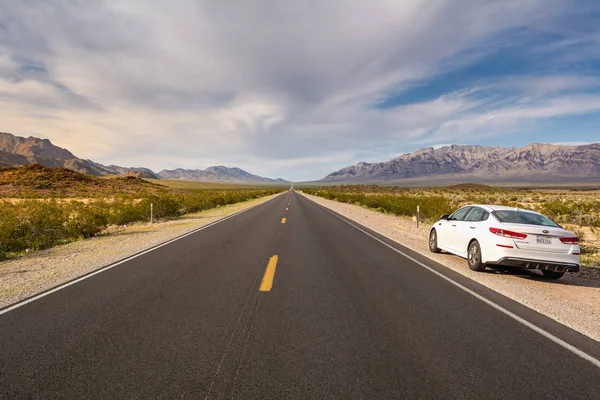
[1,190,600,399]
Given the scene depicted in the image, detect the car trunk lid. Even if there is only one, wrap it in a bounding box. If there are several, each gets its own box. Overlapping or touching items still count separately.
[502,223,573,254]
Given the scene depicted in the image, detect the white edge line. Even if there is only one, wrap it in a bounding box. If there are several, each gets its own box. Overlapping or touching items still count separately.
[0,193,284,316]
[300,192,600,369]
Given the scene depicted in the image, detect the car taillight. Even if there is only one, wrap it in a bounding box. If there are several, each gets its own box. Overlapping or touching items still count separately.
[560,237,579,244]
[489,227,527,239]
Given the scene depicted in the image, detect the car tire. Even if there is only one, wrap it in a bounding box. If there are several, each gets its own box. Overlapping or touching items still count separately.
[541,270,564,280]
[429,229,441,253]
[467,240,486,272]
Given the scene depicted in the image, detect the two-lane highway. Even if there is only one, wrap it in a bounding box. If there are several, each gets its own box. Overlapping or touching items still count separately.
[1,191,599,399]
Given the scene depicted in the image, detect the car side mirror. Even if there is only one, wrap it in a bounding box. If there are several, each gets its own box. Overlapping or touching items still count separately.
[440,214,450,220]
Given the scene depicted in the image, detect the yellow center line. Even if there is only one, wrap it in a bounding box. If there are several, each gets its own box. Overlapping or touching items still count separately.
[259,255,279,292]
[285,207,289,211]
[281,218,286,224]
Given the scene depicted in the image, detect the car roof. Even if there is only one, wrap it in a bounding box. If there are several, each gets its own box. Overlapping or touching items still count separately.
[463,204,540,214]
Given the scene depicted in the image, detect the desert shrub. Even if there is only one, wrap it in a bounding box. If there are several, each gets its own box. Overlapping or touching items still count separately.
[108,200,149,225]
[67,202,109,238]
[9,200,70,254]
[304,189,451,221]
[539,199,600,226]
[0,201,19,258]
[540,199,574,219]
[142,194,183,220]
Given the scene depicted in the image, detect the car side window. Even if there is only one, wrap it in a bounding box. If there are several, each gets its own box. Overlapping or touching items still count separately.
[449,207,472,221]
[465,207,486,222]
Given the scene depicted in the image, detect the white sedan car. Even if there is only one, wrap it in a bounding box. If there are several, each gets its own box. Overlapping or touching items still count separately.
[428,205,580,279]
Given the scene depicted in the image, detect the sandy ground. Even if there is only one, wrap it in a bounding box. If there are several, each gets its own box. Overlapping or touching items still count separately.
[0,194,280,309]
[301,192,600,343]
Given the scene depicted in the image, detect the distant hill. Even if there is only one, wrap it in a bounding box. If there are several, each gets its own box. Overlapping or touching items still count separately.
[0,164,163,197]
[158,166,288,184]
[87,161,159,179]
[0,132,159,178]
[321,143,600,185]
[0,132,287,183]
[1,132,106,175]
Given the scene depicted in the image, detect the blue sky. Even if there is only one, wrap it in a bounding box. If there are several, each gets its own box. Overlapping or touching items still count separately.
[1,0,600,181]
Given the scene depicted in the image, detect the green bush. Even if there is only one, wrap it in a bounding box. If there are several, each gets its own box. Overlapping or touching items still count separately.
[107,200,147,225]
[0,200,71,257]
[67,203,109,238]
[142,194,182,220]
[0,201,19,257]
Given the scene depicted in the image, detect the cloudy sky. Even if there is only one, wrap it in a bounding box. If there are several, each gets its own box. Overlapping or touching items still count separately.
[1,0,600,181]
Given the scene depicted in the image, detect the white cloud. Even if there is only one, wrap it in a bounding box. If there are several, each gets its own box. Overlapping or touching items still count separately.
[0,0,598,180]
[419,93,600,145]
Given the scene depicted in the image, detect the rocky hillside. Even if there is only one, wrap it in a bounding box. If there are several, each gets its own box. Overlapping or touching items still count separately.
[0,132,160,178]
[323,143,600,183]
[86,161,159,179]
[0,132,286,183]
[1,132,105,175]
[158,166,288,184]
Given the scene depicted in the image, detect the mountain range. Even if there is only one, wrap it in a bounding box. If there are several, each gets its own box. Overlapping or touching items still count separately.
[0,132,286,183]
[159,166,288,183]
[322,143,600,184]
[3,131,599,185]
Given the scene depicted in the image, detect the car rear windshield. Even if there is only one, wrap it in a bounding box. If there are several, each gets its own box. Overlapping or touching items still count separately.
[492,210,560,227]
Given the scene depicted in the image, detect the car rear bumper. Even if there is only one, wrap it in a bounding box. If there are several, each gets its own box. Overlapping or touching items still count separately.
[487,257,579,273]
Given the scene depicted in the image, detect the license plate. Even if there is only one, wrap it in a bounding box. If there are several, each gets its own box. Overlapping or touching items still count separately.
[536,236,552,245]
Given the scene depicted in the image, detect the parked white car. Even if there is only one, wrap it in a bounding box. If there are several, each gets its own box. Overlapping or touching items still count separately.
[428,205,580,279]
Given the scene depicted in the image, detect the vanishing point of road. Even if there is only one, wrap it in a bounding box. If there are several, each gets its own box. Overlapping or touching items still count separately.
[1,191,600,399]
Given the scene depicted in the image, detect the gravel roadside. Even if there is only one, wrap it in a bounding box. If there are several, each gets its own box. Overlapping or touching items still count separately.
[0,193,281,309]
[301,192,600,343]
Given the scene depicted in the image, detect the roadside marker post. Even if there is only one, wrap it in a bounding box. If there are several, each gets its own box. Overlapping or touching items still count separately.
[150,203,153,225]
[417,205,420,228]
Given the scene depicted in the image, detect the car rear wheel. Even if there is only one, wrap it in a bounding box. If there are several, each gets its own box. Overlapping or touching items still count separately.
[541,270,564,280]
[467,241,486,272]
[429,229,441,253]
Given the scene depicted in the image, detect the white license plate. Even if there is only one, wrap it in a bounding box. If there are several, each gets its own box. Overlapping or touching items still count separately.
[536,236,552,245]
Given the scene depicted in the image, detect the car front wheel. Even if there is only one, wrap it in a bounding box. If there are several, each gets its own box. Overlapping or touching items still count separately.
[429,229,441,253]
[467,241,486,272]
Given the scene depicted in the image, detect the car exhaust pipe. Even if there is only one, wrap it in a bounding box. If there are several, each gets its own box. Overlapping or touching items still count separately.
[565,268,576,273]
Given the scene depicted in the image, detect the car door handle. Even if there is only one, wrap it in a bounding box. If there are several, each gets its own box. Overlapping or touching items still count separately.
[452,224,457,227]
[470,226,476,229]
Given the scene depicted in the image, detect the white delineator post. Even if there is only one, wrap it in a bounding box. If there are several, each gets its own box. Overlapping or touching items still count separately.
[417,205,420,228]
[150,203,153,225]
